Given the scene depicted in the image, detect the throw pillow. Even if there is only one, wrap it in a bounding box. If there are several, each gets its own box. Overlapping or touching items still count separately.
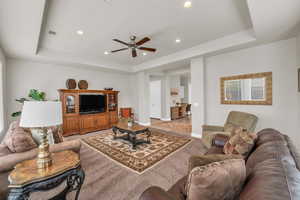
[224,123,243,137]
[224,131,257,157]
[2,121,37,153]
[186,159,246,200]
[188,154,243,174]
[49,125,64,144]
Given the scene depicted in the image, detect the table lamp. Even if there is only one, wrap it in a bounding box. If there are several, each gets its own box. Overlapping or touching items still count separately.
[20,101,62,169]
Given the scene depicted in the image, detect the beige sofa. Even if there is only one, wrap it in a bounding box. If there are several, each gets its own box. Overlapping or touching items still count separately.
[202,111,258,148]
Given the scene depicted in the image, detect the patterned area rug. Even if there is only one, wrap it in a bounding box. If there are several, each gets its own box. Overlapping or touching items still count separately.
[82,130,192,173]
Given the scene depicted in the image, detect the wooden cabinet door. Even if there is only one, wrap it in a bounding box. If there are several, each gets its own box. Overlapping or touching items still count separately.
[95,114,109,129]
[63,116,80,136]
[109,111,118,125]
[80,115,97,134]
[62,93,79,116]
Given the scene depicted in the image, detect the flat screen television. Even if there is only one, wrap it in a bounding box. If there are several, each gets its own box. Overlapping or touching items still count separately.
[79,94,106,114]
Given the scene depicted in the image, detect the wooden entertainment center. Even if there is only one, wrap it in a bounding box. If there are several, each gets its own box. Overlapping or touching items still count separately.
[58,89,119,136]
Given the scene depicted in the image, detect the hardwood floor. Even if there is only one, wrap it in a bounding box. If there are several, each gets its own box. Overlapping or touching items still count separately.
[150,116,192,136]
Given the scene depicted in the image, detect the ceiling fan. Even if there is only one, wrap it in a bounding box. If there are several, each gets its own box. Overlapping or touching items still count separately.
[111,36,156,58]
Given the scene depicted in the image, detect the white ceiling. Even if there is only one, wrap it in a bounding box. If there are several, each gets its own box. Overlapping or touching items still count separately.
[0,0,299,72]
[0,0,45,57]
[40,0,252,66]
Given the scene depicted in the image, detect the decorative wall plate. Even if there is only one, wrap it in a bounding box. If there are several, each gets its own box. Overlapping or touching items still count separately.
[66,79,77,89]
[78,80,88,89]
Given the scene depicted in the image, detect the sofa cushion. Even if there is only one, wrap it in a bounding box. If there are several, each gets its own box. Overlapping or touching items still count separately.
[246,141,295,176]
[186,159,246,200]
[225,111,258,132]
[224,131,257,157]
[255,129,286,148]
[2,121,37,153]
[240,159,300,200]
[0,144,11,157]
[284,135,300,170]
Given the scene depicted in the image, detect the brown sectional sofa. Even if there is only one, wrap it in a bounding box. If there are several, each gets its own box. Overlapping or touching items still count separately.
[139,128,300,200]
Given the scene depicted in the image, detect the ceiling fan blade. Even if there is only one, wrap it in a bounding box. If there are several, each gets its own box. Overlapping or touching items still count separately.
[132,49,137,57]
[111,48,129,53]
[113,39,129,46]
[139,47,156,52]
[136,37,150,46]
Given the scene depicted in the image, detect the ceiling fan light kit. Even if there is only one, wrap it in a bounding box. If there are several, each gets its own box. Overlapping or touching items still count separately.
[111,36,156,58]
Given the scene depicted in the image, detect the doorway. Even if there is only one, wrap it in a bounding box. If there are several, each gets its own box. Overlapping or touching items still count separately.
[150,80,161,119]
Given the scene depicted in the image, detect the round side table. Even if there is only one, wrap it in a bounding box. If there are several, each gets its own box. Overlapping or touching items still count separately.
[7,150,85,200]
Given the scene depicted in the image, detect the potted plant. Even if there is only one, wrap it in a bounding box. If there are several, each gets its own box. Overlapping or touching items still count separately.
[11,89,46,117]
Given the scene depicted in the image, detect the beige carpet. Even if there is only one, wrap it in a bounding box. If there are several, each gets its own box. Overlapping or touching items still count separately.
[30,129,207,200]
[82,130,191,173]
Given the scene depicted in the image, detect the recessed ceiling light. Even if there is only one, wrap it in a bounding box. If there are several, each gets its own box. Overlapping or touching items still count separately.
[184,1,192,8]
[142,52,147,56]
[76,30,84,35]
[175,38,181,43]
[104,51,109,55]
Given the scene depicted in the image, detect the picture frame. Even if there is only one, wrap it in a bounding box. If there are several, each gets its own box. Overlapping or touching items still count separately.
[220,72,273,105]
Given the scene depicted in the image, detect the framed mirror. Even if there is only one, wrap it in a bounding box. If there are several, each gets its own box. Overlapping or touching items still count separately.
[221,72,272,105]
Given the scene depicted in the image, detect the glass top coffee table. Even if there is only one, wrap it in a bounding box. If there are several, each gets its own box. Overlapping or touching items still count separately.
[112,122,151,150]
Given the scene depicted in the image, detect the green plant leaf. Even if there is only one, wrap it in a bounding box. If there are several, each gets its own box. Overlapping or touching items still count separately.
[11,111,22,117]
[28,89,46,101]
[12,89,47,117]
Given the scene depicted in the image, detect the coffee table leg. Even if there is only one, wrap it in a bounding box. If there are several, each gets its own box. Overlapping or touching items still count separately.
[112,127,117,139]
[146,129,151,144]
[132,135,137,150]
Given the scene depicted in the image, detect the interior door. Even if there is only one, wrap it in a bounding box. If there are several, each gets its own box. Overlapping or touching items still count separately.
[150,80,161,119]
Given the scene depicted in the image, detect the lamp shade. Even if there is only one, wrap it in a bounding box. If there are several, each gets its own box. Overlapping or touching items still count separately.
[20,101,62,128]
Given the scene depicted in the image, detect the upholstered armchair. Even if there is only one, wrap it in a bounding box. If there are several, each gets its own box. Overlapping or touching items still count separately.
[202,111,258,148]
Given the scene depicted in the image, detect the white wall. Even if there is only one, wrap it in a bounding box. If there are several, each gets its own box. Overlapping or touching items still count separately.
[6,59,134,124]
[150,80,161,118]
[170,75,181,105]
[180,75,190,103]
[297,33,300,66]
[161,75,171,120]
[135,71,150,125]
[205,38,300,145]
[191,57,206,137]
[0,48,6,141]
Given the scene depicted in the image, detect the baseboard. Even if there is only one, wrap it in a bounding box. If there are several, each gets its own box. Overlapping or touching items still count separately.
[191,132,202,139]
[160,118,171,121]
